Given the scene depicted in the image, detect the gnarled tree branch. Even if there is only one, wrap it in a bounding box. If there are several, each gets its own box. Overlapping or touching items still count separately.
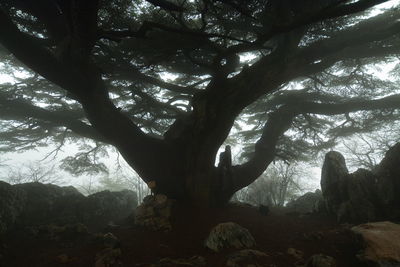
[0,93,107,143]
[232,93,400,192]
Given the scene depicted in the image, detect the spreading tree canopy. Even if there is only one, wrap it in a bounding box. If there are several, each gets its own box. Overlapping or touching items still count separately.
[0,0,400,206]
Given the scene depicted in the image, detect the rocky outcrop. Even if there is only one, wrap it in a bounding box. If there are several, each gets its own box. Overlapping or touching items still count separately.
[0,181,138,234]
[352,221,400,267]
[80,190,138,229]
[375,143,400,219]
[135,194,174,231]
[321,151,349,214]
[0,181,25,235]
[204,222,256,252]
[286,189,324,214]
[320,143,400,223]
[13,182,85,227]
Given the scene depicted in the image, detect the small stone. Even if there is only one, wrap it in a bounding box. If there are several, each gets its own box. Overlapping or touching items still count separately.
[287,248,304,261]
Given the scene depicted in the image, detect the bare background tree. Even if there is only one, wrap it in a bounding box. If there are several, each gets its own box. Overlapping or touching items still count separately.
[1,161,64,185]
[339,124,400,171]
[232,161,308,207]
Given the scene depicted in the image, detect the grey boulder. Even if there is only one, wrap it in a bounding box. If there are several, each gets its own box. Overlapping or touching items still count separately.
[204,222,256,252]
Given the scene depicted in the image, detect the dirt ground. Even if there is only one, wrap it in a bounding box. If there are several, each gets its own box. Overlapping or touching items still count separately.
[0,203,364,267]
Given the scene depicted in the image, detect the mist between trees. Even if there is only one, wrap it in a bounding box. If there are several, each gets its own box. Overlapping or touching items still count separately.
[0,147,318,207]
[0,146,152,203]
[1,122,397,207]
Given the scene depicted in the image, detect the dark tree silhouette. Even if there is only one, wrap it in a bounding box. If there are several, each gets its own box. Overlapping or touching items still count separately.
[0,0,399,206]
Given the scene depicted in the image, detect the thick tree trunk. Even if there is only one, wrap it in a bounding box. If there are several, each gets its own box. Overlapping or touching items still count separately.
[119,140,238,207]
[182,145,236,206]
[135,154,237,207]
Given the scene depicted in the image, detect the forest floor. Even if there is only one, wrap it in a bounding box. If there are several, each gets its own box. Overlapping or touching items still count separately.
[0,203,364,267]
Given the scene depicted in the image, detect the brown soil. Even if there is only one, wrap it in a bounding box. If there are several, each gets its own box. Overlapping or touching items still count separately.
[0,203,363,267]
